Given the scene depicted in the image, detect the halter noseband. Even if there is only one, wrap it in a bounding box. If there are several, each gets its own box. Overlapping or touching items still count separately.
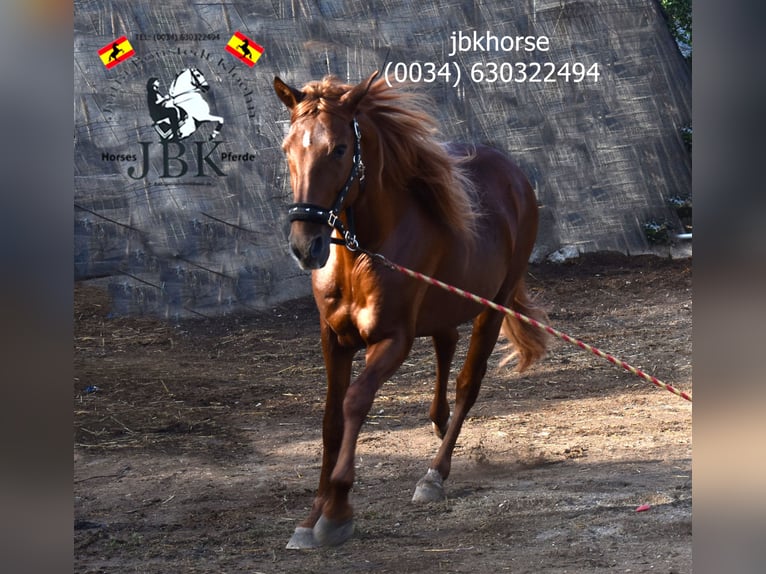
[286,117,365,251]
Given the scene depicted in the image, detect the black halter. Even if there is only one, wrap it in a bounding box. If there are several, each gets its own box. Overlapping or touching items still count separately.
[286,117,365,251]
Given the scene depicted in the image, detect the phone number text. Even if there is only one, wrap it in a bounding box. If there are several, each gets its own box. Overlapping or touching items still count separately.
[383,60,600,87]
[134,33,222,42]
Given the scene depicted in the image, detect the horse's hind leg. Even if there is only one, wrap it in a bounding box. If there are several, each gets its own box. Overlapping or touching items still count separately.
[430,328,458,439]
[209,115,224,140]
[413,308,504,503]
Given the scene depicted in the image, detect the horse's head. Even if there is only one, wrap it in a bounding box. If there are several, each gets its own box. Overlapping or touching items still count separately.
[274,72,377,270]
[170,67,209,97]
[187,67,210,92]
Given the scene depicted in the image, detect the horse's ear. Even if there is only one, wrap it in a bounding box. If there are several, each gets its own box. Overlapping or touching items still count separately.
[340,70,380,112]
[273,77,305,110]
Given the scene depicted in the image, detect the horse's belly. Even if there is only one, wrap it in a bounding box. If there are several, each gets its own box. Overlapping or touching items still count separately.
[414,264,508,336]
[414,290,485,335]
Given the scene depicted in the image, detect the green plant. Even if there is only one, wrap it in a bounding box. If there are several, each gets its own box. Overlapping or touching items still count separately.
[644,220,671,244]
[668,195,692,232]
[658,0,692,59]
[680,125,692,151]
[667,195,692,213]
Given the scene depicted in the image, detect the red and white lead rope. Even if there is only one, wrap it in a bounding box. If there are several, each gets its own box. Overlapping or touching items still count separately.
[368,253,692,403]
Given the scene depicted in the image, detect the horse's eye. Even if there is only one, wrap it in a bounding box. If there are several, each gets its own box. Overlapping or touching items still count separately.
[332,144,347,158]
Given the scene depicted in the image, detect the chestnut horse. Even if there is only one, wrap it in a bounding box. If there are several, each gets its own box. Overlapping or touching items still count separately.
[274,72,548,548]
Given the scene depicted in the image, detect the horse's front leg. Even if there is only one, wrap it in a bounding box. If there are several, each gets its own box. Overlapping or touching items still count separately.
[286,323,355,549]
[313,333,412,547]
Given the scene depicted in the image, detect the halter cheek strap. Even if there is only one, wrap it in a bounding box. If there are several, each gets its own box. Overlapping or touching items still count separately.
[286,117,365,251]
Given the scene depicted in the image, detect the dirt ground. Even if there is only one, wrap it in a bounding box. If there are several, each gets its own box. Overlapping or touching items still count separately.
[74,253,692,573]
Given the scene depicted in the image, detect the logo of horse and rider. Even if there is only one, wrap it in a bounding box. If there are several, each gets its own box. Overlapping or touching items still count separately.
[98,32,265,141]
[146,68,224,142]
[143,33,263,141]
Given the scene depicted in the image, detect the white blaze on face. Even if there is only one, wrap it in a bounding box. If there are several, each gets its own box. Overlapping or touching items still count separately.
[302,128,312,148]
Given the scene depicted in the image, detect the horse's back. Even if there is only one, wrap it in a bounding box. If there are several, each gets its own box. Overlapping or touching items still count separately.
[450,143,537,223]
[441,143,539,268]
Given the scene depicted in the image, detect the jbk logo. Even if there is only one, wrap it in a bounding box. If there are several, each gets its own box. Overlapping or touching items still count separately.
[99,60,258,179]
[105,67,230,179]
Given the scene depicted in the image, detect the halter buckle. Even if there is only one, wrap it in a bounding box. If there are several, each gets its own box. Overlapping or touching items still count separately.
[358,159,365,181]
[344,232,359,251]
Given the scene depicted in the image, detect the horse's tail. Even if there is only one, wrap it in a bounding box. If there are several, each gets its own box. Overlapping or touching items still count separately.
[499,278,549,372]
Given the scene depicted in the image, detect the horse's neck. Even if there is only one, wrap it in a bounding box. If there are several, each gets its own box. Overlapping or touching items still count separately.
[353,172,418,250]
[168,75,186,98]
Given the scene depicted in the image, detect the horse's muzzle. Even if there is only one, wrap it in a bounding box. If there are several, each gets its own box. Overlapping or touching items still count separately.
[289,224,331,270]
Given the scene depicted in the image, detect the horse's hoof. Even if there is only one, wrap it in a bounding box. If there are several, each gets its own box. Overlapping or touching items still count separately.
[285,526,320,550]
[313,515,354,547]
[412,468,446,503]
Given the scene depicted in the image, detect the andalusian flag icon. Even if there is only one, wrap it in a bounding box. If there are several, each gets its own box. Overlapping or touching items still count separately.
[225,31,263,67]
[98,36,135,69]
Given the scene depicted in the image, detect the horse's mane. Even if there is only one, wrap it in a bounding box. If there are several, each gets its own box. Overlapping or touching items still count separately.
[293,76,479,241]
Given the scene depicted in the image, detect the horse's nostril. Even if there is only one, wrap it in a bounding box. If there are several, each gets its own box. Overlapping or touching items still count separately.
[309,236,325,259]
[289,234,327,269]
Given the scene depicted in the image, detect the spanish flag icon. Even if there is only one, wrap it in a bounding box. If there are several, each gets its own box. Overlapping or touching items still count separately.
[225,31,264,67]
[98,36,135,69]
